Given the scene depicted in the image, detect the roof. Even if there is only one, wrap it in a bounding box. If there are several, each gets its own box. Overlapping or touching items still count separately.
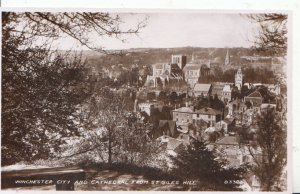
[204,127,217,133]
[247,90,263,98]
[152,63,169,69]
[260,103,276,110]
[194,84,211,92]
[196,107,222,115]
[223,84,231,92]
[223,117,234,124]
[173,107,194,113]
[183,64,201,71]
[167,138,183,150]
[215,136,238,145]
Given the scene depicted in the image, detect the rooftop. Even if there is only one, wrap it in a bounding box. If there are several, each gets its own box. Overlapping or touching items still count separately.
[247,90,263,98]
[173,106,194,113]
[215,136,239,145]
[183,64,201,71]
[223,84,231,92]
[196,107,221,115]
[152,63,169,69]
[194,84,211,92]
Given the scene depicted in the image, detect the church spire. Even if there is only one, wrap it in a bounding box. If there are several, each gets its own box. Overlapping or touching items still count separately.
[225,49,230,66]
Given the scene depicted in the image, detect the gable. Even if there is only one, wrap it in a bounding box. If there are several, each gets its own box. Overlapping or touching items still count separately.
[247,91,262,98]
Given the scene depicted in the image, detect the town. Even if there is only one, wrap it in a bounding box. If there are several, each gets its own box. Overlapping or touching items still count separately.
[83,49,287,191]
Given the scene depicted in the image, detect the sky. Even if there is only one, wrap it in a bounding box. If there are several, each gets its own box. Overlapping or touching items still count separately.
[55,12,260,50]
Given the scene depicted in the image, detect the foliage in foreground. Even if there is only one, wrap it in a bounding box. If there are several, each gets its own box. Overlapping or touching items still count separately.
[170,140,248,191]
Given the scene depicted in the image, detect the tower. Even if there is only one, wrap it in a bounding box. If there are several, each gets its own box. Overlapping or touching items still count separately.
[225,49,230,66]
[172,55,187,69]
[235,67,243,90]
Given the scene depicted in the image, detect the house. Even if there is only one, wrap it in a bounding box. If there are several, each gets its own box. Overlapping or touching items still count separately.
[215,136,243,167]
[182,64,201,87]
[267,84,281,95]
[156,120,179,138]
[193,83,212,97]
[172,106,195,130]
[194,107,222,127]
[227,99,247,116]
[215,117,235,134]
[244,90,264,111]
[137,101,160,116]
[211,82,226,99]
[260,103,276,113]
[222,84,232,102]
[157,135,185,156]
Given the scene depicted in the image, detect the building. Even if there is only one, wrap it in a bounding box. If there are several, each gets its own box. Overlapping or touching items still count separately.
[137,101,161,116]
[235,67,243,90]
[222,84,232,102]
[227,99,247,114]
[171,55,187,69]
[244,90,264,111]
[182,64,201,87]
[211,82,226,99]
[146,55,185,88]
[172,107,195,129]
[194,107,222,127]
[215,117,235,134]
[215,136,242,167]
[267,84,281,95]
[193,83,212,97]
[157,135,185,156]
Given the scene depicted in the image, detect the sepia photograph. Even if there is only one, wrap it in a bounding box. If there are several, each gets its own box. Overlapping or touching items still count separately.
[1,10,289,192]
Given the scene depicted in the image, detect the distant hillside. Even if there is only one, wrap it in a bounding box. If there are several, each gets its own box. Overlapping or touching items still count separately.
[82,47,255,71]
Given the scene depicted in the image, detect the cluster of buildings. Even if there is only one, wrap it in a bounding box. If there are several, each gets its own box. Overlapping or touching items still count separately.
[132,50,286,191]
[86,49,286,191]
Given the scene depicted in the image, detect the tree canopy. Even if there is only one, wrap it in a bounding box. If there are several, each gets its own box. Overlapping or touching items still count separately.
[170,140,247,191]
[248,13,287,56]
[1,12,146,165]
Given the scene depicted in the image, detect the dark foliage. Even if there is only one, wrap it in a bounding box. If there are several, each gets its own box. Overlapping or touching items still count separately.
[170,141,247,191]
[1,12,145,165]
[1,37,91,165]
[248,13,287,56]
[248,107,286,191]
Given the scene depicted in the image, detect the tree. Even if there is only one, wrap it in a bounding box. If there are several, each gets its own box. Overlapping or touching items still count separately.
[248,13,287,56]
[2,12,146,165]
[64,89,159,166]
[170,141,247,191]
[1,41,91,165]
[247,107,286,191]
[2,12,147,54]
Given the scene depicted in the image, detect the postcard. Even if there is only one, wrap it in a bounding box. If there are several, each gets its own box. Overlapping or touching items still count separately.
[0,7,291,193]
